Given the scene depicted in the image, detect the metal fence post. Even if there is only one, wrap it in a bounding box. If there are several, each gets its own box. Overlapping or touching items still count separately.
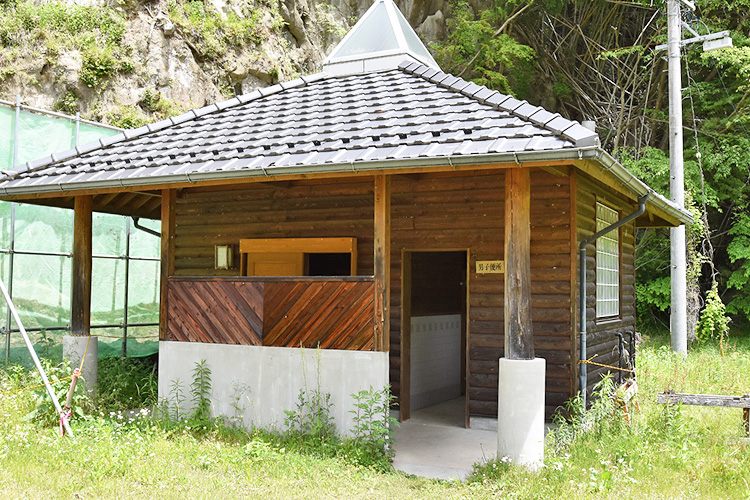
[5,203,15,364]
[75,112,80,146]
[12,95,20,168]
[122,217,131,357]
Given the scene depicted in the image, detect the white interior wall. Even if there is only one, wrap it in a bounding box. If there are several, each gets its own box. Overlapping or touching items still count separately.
[158,341,389,435]
[410,314,462,410]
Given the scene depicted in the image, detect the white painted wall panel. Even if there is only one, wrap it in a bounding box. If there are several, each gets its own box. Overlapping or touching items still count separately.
[410,314,462,410]
[158,341,389,435]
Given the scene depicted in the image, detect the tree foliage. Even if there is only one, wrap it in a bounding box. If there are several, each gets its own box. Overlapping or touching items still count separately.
[435,0,750,335]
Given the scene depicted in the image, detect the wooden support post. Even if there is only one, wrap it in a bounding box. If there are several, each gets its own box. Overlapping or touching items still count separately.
[71,196,92,337]
[374,174,391,352]
[400,250,411,421]
[504,168,534,359]
[159,189,176,341]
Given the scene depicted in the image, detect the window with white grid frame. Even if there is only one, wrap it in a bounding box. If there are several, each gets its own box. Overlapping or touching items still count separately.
[596,202,620,318]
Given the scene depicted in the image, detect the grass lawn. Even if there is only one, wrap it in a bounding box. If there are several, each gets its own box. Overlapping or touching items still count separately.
[1,334,750,499]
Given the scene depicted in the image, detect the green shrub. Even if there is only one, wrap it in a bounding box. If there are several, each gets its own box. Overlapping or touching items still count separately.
[139,88,184,119]
[349,385,398,467]
[105,105,148,129]
[96,355,157,412]
[284,387,335,441]
[166,0,279,61]
[22,359,93,428]
[696,282,731,345]
[54,91,79,115]
[189,359,212,425]
[80,46,122,87]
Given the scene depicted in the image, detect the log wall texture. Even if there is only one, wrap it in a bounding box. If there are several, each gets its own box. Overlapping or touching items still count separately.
[390,169,574,417]
[171,171,579,417]
[575,172,638,395]
[173,178,375,276]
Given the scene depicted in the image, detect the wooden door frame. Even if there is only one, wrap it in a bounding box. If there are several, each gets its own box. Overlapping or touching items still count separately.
[399,248,471,428]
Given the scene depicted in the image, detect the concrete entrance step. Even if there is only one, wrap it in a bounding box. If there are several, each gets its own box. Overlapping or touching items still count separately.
[392,398,496,481]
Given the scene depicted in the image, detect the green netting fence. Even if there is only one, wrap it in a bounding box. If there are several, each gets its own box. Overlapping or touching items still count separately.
[1,98,159,366]
[0,96,121,171]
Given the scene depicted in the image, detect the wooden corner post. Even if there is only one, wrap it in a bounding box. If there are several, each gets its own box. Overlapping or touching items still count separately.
[504,168,534,359]
[159,189,176,341]
[71,195,92,337]
[374,174,391,352]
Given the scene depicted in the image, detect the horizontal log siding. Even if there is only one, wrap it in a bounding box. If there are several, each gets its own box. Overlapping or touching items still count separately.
[575,172,637,395]
[173,179,375,276]
[390,169,573,418]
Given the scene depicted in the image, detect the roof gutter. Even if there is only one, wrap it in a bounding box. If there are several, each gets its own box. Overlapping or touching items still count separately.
[585,149,692,226]
[0,147,692,225]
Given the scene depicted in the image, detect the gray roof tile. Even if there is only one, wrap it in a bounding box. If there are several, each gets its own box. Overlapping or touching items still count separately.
[100,133,126,147]
[514,103,541,120]
[216,97,241,110]
[546,116,576,136]
[301,73,326,84]
[237,90,262,104]
[194,104,219,117]
[169,111,196,125]
[528,109,558,126]
[562,123,599,147]
[497,97,524,111]
[0,63,605,193]
[474,88,496,102]
[460,82,483,97]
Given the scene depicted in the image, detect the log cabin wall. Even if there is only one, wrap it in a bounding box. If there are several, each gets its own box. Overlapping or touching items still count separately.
[172,178,375,276]
[390,169,574,418]
[170,170,576,417]
[574,171,637,395]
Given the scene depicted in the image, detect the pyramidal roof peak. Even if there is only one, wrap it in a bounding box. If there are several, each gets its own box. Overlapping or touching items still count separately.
[323,0,440,76]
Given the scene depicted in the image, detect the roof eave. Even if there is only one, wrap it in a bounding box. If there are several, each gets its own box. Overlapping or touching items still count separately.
[0,147,693,227]
[0,149,579,196]
[579,148,693,226]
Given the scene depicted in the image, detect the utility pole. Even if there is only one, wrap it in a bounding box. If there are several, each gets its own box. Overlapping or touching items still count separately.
[662,0,731,354]
[668,0,687,354]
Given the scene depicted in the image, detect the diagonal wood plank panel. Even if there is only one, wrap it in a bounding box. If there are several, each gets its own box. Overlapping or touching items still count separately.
[168,280,264,345]
[264,281,375,350]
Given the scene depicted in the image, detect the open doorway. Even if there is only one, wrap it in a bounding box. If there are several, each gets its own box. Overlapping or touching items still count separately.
[401,250,468,426]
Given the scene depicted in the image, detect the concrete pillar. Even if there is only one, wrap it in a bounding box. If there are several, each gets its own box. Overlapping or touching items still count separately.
[63,335,98,392]
[497,357,545,469]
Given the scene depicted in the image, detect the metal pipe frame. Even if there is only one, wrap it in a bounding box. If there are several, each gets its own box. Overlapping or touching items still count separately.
[2,202,159,362]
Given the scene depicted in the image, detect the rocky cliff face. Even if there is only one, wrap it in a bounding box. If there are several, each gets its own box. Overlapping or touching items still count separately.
[0,0,453,127]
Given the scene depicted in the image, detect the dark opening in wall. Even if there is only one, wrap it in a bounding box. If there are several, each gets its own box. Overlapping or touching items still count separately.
[306,253,351,276]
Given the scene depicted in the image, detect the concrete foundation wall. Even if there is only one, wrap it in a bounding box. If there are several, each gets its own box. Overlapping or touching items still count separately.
[158,341,389,434]
[410,314,462,410]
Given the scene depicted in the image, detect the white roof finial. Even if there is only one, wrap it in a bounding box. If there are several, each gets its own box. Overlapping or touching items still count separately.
[323,0,440,76]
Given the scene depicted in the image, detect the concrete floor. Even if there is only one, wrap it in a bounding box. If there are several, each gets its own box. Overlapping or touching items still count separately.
[392,397,498,481]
